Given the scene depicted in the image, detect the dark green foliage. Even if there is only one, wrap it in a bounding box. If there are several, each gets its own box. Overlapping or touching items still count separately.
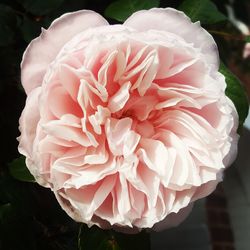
[179,0,227,24]
[245,35,250,43]
[220,62,249,132]
[104,0,160,22]
[78,224,150,250]
[8,156,35,182]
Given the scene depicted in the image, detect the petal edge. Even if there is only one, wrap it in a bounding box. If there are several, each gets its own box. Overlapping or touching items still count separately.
[21,10,109,94]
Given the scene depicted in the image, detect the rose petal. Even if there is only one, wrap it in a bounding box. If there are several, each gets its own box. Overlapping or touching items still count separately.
[21,10,108,94]
[18,87,41,157]
[108,82,131,113]
[124,8,219,69]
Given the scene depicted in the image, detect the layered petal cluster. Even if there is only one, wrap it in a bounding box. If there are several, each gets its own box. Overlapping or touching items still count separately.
[18,8,238,230]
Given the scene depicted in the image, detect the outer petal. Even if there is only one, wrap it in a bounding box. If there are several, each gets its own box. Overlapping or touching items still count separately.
[21,10,109,94]
[124,8,219,70]
[18,87,41,157]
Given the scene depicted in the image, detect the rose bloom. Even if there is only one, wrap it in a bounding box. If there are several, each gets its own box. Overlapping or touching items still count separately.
[18,8,238,231]
[243,42,250,59]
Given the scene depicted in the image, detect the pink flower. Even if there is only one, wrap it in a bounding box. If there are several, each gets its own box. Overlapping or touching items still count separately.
[18,8,239,231]
[243,42,250,59]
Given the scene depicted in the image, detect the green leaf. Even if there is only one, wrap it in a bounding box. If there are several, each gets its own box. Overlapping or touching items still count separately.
[245,35,250,43]
[219,62,249,132]
[78,224,150,250]
[78,225,120,250]
[0,4,17,46]
[8,156,35,182]
[104,0,160,22]
[179,0,227,24]
[17,0,65,16]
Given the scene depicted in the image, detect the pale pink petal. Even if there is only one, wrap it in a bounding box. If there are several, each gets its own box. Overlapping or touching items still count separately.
[42,120,92,147]
[58,64,80,101]
[105,118,134,156]
[128,184,146,217]
[108,82,131,112]
[155,46,173,79]
[87,175,117,218]
[65,157,117,188]
[158,131,189,188]
[89,106,111,134]
[138,138,169,176]
[115,174,132,226]
[135,120,155,138]
[124,8,219,69]
[123,131,141,156]
[128,50,158,96]
[18,87,41,157]
[47,84,82,118]
[21,10,108,94]
[243,42,250,58]
[124,95,158,121]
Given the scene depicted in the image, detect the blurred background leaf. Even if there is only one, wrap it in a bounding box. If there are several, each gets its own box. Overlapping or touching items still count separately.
[179,0,227,24]
[219,62,249,132]
[104,0,160,22]
[8,156,35,182]
[79,224,150,250]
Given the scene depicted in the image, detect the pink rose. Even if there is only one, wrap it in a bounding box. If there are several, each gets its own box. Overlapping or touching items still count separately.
[18,8,238,231]
[243,42,250,59]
